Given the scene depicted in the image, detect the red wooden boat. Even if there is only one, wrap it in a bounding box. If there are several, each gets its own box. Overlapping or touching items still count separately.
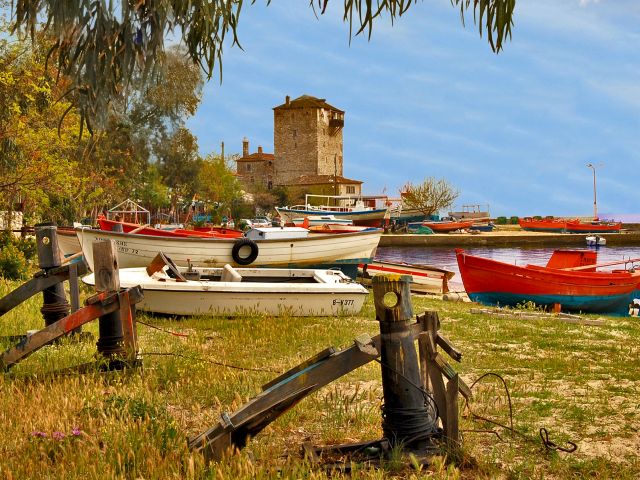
[97,217,243,239]
[518,217,573,232]
[564,221,622,234]
[420,220,474,233]
[456,249,640,315]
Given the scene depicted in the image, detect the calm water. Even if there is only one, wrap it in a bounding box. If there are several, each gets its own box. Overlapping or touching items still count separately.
[375,245,640,291]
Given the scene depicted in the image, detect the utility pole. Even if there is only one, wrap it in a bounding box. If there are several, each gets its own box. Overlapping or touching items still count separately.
[586,163,598,221]
[221,141,225,161]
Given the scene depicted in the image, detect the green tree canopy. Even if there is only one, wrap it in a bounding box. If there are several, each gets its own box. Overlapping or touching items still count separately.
[401,177,459,217]
[9,0,514,129]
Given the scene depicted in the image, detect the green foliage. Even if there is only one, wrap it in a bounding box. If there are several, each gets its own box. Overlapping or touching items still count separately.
[509,216,519,224]
[401,177,460,217]
[0,240,29,280]
[495,216,507,225]
[9,0,515,130]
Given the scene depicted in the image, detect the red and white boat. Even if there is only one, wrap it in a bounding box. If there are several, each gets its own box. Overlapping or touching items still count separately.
[358,260,454,295]
[97,216,243,239]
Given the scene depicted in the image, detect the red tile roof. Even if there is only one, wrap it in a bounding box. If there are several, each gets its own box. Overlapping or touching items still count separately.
[292,174,362,186]
[237,152,275,162]
[273,95,344,113]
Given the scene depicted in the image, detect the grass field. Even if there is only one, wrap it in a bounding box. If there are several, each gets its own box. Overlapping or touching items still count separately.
[1,277,639,479]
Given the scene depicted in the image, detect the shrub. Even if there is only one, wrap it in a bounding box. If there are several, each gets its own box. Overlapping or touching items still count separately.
[509,216,519,224]
[495,216,507,225]
[15,236,37,261]
[0,242,29,280]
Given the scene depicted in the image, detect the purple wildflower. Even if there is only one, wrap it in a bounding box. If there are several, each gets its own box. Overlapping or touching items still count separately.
[52,431,66,441]
[71,427,82,436]
[31,431,47,438]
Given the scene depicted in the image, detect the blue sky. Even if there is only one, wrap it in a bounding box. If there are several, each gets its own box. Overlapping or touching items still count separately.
[186,0,639,218]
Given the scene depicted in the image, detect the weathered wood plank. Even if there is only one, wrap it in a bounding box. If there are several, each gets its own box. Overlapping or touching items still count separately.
[445,374,460,447]
[93,241,120,292]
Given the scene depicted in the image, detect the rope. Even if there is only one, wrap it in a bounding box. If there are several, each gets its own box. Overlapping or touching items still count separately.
[463,372,578,454]
[136,319,190,337]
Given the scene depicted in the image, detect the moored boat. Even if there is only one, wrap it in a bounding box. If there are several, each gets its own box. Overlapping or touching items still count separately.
[277,194,388,227]
[82,260,368,316]
[75,226,382,278]
[98,216,243,238]
[358,260,454,295]
[292,215,354,227]
[456,249,640,315]
[420,220,474,233]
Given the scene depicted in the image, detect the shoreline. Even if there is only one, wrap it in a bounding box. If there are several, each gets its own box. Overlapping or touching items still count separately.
[379,229,640,248]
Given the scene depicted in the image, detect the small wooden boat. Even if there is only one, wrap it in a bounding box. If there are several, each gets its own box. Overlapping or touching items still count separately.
[75,226,382,279]
[456,249,640,315]
[469,222,495,232]
[565,221,622,234]
[98,216,243,238]
[518,217,570,232]
[358,261,454,295]
[420,220,474,233]
[82,256,368,316]
[308,225,376,234]
[292,215,354,227]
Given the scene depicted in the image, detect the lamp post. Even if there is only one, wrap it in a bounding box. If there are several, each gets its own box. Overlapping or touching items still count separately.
[586,163,598,221]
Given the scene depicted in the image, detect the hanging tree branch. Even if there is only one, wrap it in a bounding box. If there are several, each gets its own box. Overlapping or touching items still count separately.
[10,0,515,131]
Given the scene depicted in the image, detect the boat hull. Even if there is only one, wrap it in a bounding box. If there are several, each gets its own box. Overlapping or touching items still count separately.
[83,267,368,316]
[75,227,381,277]
[456,249,639,315]
[358,261,454,295]
[277,207,387,227]
[58,228,82,256]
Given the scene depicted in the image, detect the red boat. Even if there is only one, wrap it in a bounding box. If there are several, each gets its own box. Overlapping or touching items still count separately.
[518,217,622,234]
[456,249,640,315]
[420,220,474,233]
[564,221,622,234]
[97,217,243,239]
[518,217,573,232]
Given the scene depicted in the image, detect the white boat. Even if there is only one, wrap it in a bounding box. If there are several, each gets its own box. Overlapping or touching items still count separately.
[58,227,82,256]
[358,260,454,295]
[586,235,607,247]
[292,215,354,226]
[82,262,368,316]
[75,226,382,278]
[277,194,388,227]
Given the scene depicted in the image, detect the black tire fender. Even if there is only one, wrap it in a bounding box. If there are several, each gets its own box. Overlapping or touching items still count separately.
[231,238,259,265]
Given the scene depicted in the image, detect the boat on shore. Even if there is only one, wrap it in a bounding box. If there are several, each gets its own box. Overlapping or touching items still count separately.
[82,257,368,316]
[519,217,622,234]
[358,260,454,295]
[75,226,382,278]
[456,248,640,315]
[98,216,243,238]
[420,219,474,233]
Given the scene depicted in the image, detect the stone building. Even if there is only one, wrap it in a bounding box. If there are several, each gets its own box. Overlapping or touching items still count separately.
[273,95,350,187]
[235,137,275,190]
[236,95,362,196]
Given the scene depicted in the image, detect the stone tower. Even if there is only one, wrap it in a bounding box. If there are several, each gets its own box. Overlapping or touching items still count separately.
[273,95,345,186]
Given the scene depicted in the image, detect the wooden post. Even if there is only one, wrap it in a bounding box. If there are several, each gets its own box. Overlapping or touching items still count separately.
[418,312,448,431]
[445,374,460,449]
[93,241,126,358]
[35,224,71,327]
[372,275,435,453]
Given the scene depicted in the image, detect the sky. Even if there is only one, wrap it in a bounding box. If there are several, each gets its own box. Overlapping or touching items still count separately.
[186,0,640,218]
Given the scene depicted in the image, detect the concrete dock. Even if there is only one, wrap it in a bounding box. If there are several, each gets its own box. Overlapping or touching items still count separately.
[379,228,640,248]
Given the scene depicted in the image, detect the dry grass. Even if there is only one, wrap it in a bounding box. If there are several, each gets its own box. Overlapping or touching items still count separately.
[1,277,639,478]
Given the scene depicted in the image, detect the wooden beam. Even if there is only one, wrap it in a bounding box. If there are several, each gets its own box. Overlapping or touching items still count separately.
[93,241,120,292]
[445,374,460,448]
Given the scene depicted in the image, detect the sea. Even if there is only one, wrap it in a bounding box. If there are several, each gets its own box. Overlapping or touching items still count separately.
[375,245,640,291]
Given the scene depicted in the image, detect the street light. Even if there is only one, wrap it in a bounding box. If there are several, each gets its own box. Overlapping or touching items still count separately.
[586,163,598,221]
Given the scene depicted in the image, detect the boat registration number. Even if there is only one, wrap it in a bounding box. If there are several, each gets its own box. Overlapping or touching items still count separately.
[95,237,139,255]
[333,299,355,306]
